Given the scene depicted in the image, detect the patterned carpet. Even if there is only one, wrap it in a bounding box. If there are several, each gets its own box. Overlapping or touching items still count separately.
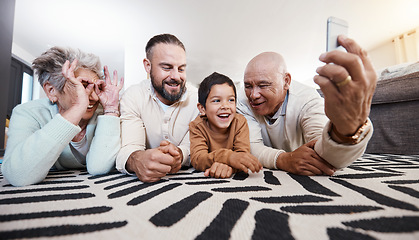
[0,153,419,239]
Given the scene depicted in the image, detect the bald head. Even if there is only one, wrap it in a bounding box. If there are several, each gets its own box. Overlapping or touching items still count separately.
[243,52,291,117]
[245,52,287,77]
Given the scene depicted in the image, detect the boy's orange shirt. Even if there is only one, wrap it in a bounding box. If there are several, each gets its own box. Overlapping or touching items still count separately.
[189,113,251,171]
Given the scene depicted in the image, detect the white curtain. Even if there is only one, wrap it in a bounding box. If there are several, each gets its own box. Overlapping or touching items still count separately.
[393,28,419,64]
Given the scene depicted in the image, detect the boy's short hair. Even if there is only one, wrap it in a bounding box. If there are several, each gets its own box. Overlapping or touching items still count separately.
[198,72,237,109]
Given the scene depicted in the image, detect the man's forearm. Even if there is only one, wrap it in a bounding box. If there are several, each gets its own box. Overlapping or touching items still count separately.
[314,120,373,169]
[250,142,283,169]
[275,151,289,170]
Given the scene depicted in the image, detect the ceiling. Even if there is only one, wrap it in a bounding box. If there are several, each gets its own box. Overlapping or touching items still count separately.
[12,0,419,89]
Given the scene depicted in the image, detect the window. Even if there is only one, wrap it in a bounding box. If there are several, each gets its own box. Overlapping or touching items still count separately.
[7,56,33,119]
[21,72,33,104]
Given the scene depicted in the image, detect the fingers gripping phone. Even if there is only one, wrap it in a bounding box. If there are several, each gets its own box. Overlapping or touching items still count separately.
[326,17,348,51]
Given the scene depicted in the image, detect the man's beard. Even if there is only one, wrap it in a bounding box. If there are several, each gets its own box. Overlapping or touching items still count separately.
[151,71,186,103]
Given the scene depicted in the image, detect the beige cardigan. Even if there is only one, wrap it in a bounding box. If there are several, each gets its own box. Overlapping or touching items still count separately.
[237,81,373,170]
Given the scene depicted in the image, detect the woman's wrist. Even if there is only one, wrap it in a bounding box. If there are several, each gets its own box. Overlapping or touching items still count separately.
[60,105,87,126]
[103,106,120,117]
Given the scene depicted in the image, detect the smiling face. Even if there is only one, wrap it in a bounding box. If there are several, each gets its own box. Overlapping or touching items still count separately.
[198,83,236,134]
[244,52,291,117]
[56,68,100,121]
[144,43,187,105]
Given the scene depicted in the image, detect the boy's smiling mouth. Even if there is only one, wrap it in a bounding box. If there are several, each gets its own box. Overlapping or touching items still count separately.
[217,113,230,119]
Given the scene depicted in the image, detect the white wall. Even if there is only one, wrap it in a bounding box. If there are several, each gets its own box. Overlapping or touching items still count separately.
[12,43,33,64]
[369,40,398,71]
[368,27,419,73]
[124,34,148,91]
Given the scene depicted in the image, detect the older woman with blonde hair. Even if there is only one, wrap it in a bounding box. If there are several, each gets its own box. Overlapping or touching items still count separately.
[2,46,123,186]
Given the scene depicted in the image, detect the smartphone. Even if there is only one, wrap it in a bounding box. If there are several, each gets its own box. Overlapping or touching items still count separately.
[326,17,348,51]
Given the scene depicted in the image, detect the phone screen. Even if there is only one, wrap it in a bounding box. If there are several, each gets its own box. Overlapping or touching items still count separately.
[326,17,348,51]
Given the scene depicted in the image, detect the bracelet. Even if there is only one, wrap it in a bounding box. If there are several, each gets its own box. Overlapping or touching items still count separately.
[104,109,120,116]
[329,120,371,145]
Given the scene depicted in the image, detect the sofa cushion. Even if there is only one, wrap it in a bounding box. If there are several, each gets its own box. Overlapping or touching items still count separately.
[367,61,419,154]
[372,71,419,104]
[377,61,419,80]
[367,100,419,154]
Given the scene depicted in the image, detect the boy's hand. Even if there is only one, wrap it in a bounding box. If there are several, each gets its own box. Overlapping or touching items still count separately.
[205,162,234,178]
[228,152,262,173]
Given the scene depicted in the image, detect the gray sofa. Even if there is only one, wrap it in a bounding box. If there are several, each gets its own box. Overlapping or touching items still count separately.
[366,62,419,155]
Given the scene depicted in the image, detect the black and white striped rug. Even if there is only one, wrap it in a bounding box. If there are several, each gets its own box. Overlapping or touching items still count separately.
[1,153,419,239]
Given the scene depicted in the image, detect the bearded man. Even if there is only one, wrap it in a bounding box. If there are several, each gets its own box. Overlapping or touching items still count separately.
[117,34,199,182]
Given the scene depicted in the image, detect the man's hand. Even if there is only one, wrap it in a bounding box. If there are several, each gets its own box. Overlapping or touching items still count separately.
[126,149,174,182]
[158,140,183,174]
[314,35,377,137]
[276,140,335,176]
[228,152,262,173]
[205,162,234,179]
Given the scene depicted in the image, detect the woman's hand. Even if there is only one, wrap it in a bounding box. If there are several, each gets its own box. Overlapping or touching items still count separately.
[60,59,95,125]
[95,66,124,116]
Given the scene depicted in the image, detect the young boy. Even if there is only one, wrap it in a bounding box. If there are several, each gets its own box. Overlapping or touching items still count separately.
[189,72,262,178]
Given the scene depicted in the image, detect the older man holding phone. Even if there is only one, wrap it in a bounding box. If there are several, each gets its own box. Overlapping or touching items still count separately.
[237,35,376,175]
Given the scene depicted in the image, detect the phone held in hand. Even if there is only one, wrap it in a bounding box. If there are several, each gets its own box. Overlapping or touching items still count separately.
[326,16,348,52]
